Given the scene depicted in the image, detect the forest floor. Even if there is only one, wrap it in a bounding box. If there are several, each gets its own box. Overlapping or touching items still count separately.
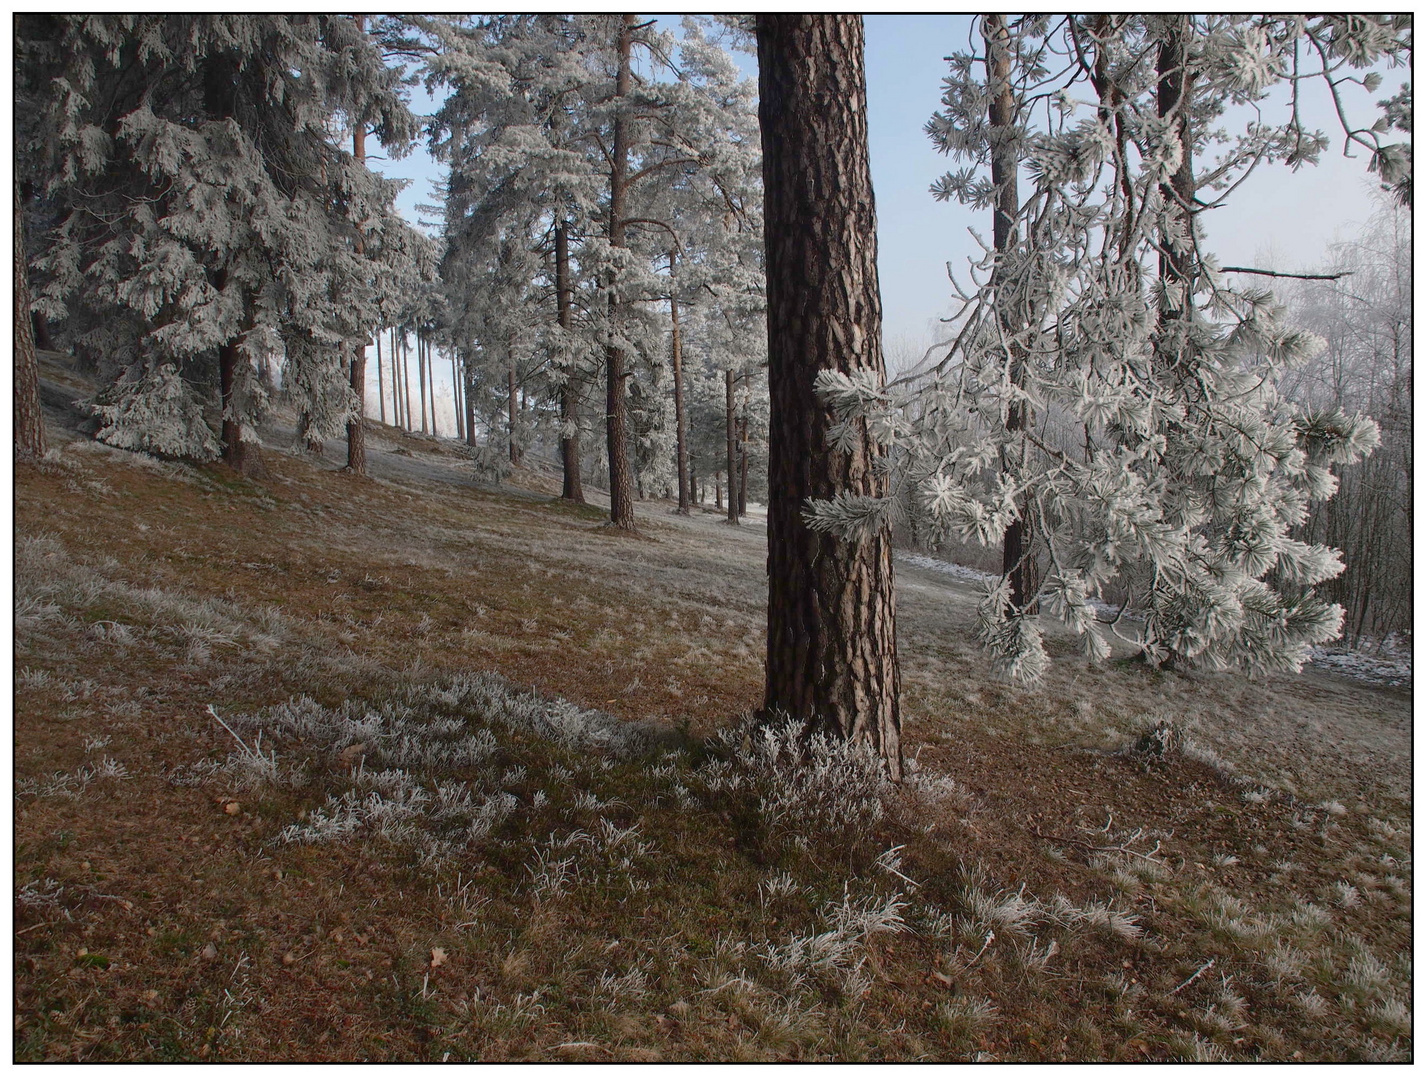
[13,353,1413,1062]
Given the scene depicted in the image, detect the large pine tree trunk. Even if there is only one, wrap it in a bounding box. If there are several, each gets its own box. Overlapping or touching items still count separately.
[985,14,1031,610]
[14,179,45,459]
[757,13,901,778]
[604,13,637,530]
[669,251,691,513]
[725,368,740,525]
[555,220,585,501]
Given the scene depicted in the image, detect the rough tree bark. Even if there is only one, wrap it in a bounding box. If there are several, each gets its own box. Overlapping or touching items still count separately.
[757,13,901,777]
[669,250,691,513]
[604,13,637,530]
[555,220,585,501]
[14,179,46,458]
[984,14,1032,610]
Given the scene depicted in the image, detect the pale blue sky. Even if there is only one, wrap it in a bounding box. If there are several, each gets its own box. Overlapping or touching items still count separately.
[372,13,1406,416]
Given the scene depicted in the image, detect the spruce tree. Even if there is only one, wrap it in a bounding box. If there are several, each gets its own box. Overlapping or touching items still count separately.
[19,15,415,470]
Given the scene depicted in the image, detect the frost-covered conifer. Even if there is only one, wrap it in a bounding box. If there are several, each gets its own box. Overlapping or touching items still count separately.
[427,15,763,517]
[810,14,1406,683]
[88,364,223,460]
[18,15,416,471]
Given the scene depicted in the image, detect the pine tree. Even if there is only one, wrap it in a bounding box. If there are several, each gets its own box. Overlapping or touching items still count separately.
[814,14,1405,685]
[757,14,901,778]
[19,15,416,471]
[428,14,763,522]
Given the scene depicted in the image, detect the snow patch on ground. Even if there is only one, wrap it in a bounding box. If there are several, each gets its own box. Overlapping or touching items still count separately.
[1308,638,1412,688]
[899,553,1129,618]
[898,553,996,586]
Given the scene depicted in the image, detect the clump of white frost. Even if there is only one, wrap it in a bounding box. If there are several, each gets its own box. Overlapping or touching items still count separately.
[697,715,893,839]
[86,363,222,462]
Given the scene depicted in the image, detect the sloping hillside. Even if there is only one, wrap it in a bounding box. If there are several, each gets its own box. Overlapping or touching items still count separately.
[15,354,1411,1062]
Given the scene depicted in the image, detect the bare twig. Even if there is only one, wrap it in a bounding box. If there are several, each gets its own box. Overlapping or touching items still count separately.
[1220,266,1352,282]
[207,705,252,756]
[1031,826,1168,866]
[1172,958,1216,994]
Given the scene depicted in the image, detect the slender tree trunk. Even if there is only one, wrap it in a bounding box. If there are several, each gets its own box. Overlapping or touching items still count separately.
[715,472,722,510]
[346,21,368,477]
[984,14,1030,610]
[219,338,241,462]
[376,330,386,425]
[402,331,413,432]
[417,328,429,434]
[31,312,54,352]
[739,408,750,515]
[1156,16,1197,361]
[393,330,404,429]
[508,366,521,466]
[604,13,637,530]
[725,368,740,525]
[427,336,438,436]
[205,54,263,478]
[451,350,464,441]
[347,335,367,473]
[757,14,901,777]
[301,411,324,456]
[669,252,691,513]
[464,357,477,447]
[389,330,399,429]
[14,179,45,458]
[554,220,585,502]
[690,467,699,506]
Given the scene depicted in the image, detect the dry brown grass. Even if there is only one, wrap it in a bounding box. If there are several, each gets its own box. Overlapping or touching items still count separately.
[14,362,1412,1062]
